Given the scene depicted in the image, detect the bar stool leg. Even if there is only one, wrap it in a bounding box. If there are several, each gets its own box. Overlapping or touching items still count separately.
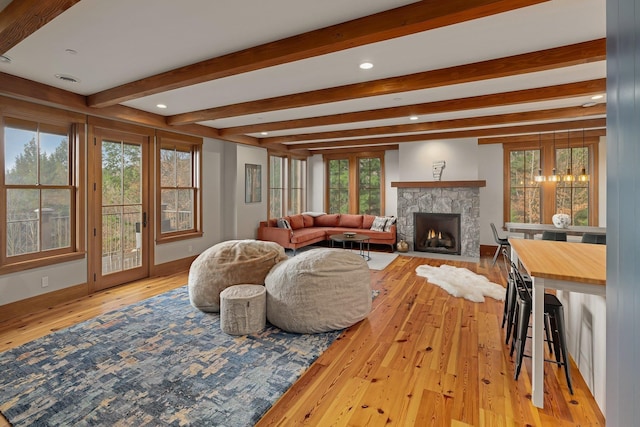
[514,301,531,380]
[554,306,574,394]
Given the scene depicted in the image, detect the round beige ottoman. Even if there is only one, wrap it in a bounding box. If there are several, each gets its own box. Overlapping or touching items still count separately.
[220,284,267,335]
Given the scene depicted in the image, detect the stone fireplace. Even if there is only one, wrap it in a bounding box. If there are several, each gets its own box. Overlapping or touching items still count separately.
[393,181,484,258]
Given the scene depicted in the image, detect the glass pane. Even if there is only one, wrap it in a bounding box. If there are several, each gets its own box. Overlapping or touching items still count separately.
[573,187,589,225]
[160,189,177,233]
[270,189,283,218]
[523,150,539,186]
[524,187,541,223]
[176,149,192,187]
[122,143,141,205]
[510,151,524,188]
[102,141,123,206]
[39,131,69,185]
[160,148,176,187]
[6,189,39,256]
[4,126,38,185]
[41,189,71,250]
[556,188,572,216]
[102,205,142,274]
[176,189,194,231]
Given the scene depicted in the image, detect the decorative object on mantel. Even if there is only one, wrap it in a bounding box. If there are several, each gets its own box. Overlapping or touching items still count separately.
[552,213,571,229]
[432,160,446,181]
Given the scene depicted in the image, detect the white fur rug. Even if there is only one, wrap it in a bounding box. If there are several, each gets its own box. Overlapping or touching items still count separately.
[415,264,506,303]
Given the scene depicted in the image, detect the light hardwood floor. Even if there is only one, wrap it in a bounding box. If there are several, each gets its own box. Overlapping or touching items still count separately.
[0,255,605,426]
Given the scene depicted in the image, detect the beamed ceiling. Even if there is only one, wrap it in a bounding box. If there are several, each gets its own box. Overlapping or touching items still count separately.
[0,0,606,155]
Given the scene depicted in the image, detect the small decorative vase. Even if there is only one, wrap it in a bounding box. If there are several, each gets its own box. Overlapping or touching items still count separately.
[552,213,571,229]
[397,239,409,252]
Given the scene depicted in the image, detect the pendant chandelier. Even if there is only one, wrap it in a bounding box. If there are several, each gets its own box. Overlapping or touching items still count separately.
[548,132,561,182]
[563,130,575,182]
[534,133,546,182]
[577,129,590,182]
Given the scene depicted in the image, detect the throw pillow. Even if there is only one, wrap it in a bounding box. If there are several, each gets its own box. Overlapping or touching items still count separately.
[383,216,397,232]
[301,211,327,217]
[370,216,387,232]
[276,218,291,229]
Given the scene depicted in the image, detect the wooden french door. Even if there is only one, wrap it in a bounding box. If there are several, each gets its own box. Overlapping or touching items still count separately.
[89,121,151,292]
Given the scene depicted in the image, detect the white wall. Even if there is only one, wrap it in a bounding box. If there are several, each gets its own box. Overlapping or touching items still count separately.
[385,150,399,216]
[399,138,479,181]
[235,144,268,239]
[309,154,324,212]
[478,144,504,246]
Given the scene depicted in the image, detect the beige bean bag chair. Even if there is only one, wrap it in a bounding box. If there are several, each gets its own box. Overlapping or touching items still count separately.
[188,239,287,312]
[265,248,371,333]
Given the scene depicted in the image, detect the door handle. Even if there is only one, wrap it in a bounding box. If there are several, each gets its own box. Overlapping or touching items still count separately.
[143,212,147,227]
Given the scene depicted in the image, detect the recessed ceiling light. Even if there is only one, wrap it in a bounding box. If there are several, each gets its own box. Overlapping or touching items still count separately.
[156,104,168,109]
[65,49,78,55]
[260,132,269,136]
[591,94,604,100]
[409,115,419,121]
[582,102,597,108]
[359,62,373,70]
[0,55,11,63]
[54,74,79,83]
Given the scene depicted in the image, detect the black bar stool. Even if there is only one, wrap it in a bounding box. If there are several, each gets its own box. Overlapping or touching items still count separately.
[581,233,606,244]
[510,264,574,394]
[490,223,510,265]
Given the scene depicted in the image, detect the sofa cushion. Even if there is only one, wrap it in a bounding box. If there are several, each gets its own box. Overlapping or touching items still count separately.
[370,216,387,232]
[314,214,340,227]
[289,214,305,230]
[363,214,375,229]
[302,214,314,227]
[291,228,326,243]
[276,218,291,229]
[383,216,397,232]
[339,214,363,228]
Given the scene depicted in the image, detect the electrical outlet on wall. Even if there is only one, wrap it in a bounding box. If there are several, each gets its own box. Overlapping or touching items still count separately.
[41,276,49,288]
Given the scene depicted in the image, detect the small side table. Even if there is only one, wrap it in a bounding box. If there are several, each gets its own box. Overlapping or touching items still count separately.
[219,284,266,335]
[329,233,371,261]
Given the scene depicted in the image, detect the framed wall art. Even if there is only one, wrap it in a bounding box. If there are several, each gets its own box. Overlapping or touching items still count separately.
[245,163,262,203]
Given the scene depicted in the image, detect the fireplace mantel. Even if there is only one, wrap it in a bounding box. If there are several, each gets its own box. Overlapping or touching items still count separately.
[391,180,486,188]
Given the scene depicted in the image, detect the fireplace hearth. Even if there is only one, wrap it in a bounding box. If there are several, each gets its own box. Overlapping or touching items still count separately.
[413,212,461,255]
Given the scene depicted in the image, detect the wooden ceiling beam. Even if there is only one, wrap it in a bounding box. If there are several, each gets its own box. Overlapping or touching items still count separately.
[263,104,606,144]
[220,79,607,136]
[0,0,81,55]
[478,129,607,145]
[0,72,265,148]
[288,118,607,150]
[87,0,547,108]
[168,39,606,125]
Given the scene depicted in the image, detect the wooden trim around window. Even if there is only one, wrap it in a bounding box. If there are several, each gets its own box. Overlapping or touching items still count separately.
[155,130,203,244]
[502,136,599,225]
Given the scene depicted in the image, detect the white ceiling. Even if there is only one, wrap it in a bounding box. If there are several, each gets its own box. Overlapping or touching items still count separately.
[0,0,607,151]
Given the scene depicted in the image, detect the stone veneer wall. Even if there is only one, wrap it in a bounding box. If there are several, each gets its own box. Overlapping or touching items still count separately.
[397,187,480,257]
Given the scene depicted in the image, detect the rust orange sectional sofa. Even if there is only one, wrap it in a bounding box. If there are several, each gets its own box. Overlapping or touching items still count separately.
[257,213,396,253]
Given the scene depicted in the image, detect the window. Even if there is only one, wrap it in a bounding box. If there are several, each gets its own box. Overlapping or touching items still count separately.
[325,152,385,215]
[267,153,307,218]
[1,104,85,274]
[156,131,202,243]
[504,134,598,225]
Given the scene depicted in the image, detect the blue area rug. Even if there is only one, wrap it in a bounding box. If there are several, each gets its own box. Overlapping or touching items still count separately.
[0,286,341,426]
